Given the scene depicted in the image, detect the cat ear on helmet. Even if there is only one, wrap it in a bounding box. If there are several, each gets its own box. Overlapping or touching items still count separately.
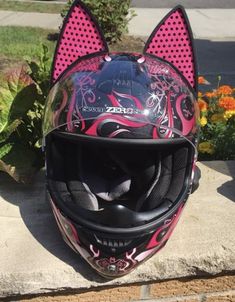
[51,0,108,85]
[144,5,198,93]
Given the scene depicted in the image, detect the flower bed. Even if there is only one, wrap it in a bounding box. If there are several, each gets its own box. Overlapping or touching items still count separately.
[198,76,235,160]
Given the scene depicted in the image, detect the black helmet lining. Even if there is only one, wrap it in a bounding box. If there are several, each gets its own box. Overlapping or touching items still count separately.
[46,132,193,227]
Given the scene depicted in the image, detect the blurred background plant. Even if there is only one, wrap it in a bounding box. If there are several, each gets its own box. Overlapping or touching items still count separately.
[61,0,136,43]
[198,76,235,160]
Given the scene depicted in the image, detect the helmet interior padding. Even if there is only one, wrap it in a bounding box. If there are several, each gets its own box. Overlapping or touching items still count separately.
[46,132,193,215]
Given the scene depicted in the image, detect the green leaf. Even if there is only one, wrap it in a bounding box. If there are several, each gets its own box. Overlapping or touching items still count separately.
[0,119,22,143]
[0,65,37,133]
[8,83,38,122]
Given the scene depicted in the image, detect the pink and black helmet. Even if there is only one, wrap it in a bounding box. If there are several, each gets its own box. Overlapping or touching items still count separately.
[43,0,200,278]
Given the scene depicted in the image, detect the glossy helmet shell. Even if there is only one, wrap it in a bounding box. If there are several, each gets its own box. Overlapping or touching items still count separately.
[43,1,199,278]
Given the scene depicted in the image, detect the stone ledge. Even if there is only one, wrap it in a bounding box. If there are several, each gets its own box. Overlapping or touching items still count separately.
[0,161,235,298]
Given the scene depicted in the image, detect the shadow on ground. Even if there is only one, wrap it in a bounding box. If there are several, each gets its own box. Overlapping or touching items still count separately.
[199,161,235,202]
[0,170,107,284]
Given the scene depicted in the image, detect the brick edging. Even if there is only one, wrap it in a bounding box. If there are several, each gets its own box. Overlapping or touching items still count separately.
[5,274,234,302]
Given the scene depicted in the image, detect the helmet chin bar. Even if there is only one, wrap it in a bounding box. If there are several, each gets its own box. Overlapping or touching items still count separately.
[49,181,177,228]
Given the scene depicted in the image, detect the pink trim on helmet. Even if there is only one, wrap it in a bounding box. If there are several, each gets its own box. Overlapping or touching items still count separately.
[85,114,148,136]
[146,203,184,249]
[144,7,196,90]
[50,199,80,244]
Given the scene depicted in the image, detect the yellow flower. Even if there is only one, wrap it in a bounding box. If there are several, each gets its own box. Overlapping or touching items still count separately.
[200,116,207,127]
[199,142,215,154]
[224,110,235,120]
[210,113,226,123]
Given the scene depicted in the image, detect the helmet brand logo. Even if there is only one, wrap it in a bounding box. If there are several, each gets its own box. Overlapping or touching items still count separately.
[81,106,148,115]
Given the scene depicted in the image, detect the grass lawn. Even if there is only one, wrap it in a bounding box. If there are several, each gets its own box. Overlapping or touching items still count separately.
[0,26,144,72]
[0,26,56,72]
[0,0,65,14]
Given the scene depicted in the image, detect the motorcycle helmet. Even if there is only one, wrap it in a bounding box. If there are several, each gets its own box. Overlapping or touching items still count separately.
[43,0,200,278]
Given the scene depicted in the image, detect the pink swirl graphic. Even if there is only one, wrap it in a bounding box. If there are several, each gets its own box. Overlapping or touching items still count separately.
[85,114,148,136]
[107,91,143,110]
[146,204,184,249]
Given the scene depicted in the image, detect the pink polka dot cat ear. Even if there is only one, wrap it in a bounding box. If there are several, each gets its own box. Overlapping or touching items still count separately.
[51,0,108,85]
[144,5,198,93]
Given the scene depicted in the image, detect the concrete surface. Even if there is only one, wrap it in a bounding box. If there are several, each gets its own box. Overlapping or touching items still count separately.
[11,0,235,8]
[0,10,62,30]
[0,161,235,298]
[0,9,235,40]
[131,0,235,8]
[1,8,235,88]
[129,8,235,40]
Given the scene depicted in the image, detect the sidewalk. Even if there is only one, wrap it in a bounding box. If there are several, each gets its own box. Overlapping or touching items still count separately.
[0,8,235,86]
[130,8,235,40]
[0,8,235,40]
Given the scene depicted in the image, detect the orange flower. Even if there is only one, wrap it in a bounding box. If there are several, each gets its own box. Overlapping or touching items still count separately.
[198,76,209,85]
[198,76,205,84]
[219,96,235,110]
[204,91,217,98]
[216,85,233,95]
[198,99,208,112]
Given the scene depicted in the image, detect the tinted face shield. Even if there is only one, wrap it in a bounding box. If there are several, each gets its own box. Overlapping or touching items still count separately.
[43,54,198,140]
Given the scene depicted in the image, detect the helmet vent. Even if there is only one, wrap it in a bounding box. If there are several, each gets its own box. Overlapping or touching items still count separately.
[95,235,131,248]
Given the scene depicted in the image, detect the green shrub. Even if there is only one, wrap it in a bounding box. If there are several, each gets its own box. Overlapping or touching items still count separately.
[0,45,50,183]
[61,0,136,43]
